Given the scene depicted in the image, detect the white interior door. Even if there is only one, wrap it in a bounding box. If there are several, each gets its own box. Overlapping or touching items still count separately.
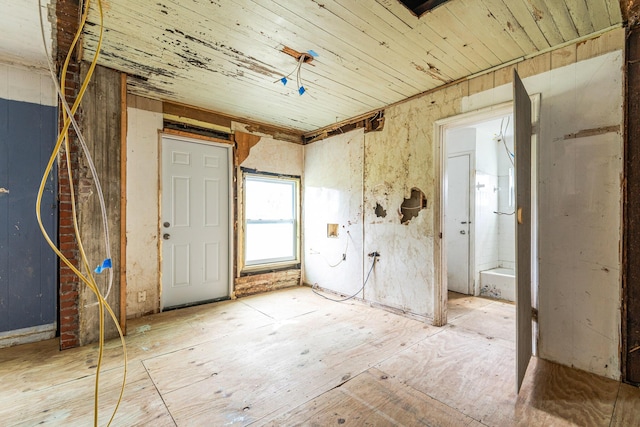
[446,154,471,294]
[514,70,533,392]
[161,136,230,309]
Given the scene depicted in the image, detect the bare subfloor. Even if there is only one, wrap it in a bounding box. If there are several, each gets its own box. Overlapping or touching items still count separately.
[0,287,638,426]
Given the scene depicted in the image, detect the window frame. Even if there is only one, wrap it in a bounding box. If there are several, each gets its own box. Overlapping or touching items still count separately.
[241,170,300,272]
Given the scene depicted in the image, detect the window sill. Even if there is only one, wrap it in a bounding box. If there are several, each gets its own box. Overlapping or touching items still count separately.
[240,262,301,276]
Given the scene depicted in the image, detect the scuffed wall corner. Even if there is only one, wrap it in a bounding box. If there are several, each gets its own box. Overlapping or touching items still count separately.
[49,0,57,62]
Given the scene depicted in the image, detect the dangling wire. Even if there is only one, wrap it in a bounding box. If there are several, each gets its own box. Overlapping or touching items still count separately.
[275,55,307,95]
[37,1,127,426]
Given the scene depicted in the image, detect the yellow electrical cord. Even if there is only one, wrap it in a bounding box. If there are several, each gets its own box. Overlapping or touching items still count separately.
[35,0,127,425]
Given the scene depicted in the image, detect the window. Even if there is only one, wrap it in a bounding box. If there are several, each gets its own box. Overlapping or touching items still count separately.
[243,172,299,268]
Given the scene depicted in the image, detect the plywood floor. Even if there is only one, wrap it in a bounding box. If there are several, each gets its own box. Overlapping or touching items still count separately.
[1,287,638,426]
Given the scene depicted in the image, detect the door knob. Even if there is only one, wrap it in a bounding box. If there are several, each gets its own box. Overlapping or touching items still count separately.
[163,233,171,240]
[460,230,466,235]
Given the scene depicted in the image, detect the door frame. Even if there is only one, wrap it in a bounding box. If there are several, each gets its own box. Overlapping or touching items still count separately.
[434,101,512,326]
[159,132,235,309]
[433,94,539,327]
[445,151,475,296]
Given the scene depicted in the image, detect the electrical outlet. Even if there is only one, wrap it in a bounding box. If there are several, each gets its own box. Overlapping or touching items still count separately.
[342,253,346,261]
[137,291,147,303]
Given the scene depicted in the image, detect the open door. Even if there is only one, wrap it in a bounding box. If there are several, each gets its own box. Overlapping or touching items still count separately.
[514,70,533,392]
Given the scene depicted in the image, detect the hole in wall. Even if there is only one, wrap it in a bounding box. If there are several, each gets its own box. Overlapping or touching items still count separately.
[375,203,387,218]
[327,223,339,238]
[400,188,427,224]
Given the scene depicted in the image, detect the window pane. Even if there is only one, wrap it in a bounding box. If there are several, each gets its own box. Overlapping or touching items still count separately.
[246,223,295,263]
[245,178,294,220]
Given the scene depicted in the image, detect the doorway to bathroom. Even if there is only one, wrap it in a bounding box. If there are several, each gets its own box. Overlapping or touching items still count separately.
[445,114,517,301]
[434,73,539,392]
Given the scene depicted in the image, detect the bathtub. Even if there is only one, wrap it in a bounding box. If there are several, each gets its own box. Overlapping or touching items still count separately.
[480,267,515,302]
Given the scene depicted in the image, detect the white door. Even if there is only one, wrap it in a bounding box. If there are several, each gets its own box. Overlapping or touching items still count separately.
[514,70,533,393]
[446,154,471,294]
[161,136,230,309]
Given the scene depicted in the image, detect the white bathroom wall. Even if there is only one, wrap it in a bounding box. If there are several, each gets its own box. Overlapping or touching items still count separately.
[497,118,516,269]
[474,124,500,286]
[303,130,364,295]
[462,49,624,379]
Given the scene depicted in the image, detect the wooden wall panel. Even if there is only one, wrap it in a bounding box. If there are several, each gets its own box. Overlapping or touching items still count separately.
[624,27,640,386]
[77,63,123,345]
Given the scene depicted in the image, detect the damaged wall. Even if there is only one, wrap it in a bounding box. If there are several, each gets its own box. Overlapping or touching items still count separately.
[303,28,624,380]
[125,95,163,317]
[303,130,364,296]
[235,132,303,296]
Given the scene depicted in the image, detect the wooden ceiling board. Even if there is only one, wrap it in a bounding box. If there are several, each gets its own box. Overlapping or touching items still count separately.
[81,0,623,132]
[606,0,623,25]
[90,0,404,115]
[329,0,474,79]
[415,8,494,70]
[521,0,565,46]
[479,0,538,54]
[447,0,523,63]
[586,1,614,30]
[373,0,420,32]
[236,0,425,96]
[565,0,595,37]
[425,6,503,67]
[499,0,551,51]
[265,0,452,89]
[541,0,580,41]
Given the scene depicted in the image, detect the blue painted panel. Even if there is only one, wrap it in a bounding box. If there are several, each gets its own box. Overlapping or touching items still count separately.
[0,98,57,332]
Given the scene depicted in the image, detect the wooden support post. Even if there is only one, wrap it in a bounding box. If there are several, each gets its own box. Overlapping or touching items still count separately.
[120,72,127,334]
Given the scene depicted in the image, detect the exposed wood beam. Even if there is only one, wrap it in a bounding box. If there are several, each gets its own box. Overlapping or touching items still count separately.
[163,101,303,144]
[120,72,127,334]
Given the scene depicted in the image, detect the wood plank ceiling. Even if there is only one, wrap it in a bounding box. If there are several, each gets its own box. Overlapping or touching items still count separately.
[81,0,623,133]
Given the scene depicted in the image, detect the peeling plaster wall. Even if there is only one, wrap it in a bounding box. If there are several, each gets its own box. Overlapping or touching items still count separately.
[240,137,302,177]
[304,86,465,317]
[126,99,163,318]
[363,85,464,317]
[463,50,623,379]
[303,130,364,295]
[236,136,303,280]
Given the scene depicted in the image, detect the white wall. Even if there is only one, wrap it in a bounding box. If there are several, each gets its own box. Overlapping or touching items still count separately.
[303,130,364,296]
[0,63,55,106]
[474,125,500,283]
[126,103,163,316]
[0,0,53,69]
[463,50,623,379]
[240,137,303,177]
[496,119,515,269]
